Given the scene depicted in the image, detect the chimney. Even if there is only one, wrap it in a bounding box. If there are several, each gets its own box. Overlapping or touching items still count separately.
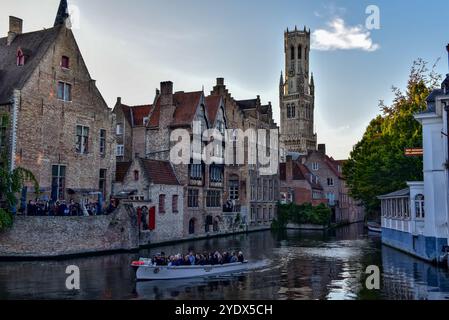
[217,78,225,86]
[318,144,326,155]
[160,81,173,95]
[160,81,174,105]
[7,16,23,46]
[116,97,122,105]
[286,155,293,183]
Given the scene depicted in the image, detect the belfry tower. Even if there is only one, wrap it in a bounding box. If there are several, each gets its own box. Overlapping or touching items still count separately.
[280,26,317,154]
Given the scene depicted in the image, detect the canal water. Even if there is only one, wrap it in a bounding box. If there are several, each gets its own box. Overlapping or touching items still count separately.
[1,223,449,300]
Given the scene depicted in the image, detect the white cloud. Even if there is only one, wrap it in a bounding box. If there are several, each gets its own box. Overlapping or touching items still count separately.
[312,18,379,52]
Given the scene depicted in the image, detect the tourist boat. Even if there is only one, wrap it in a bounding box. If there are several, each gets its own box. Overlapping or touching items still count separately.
[131,258,250,281]
[367,222,382,233]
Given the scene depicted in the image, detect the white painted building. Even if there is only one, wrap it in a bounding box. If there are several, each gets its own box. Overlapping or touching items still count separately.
[379,45,449,263]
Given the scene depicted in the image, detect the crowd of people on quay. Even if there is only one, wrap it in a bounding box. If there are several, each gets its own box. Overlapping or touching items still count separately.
[151,251,245,267]
[22,198,119,216]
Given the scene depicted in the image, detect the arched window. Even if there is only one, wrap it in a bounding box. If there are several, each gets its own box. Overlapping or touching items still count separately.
[415,194,425,219]
[298,45,302,59]
[290,46,295,60]
[16,49,25,66]
[291,105,296,118]
[287,104,291,118]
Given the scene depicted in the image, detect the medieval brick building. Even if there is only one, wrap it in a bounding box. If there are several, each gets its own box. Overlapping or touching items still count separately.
[0,0,116,204]
[142,81,228,236]
[210,78,280,228]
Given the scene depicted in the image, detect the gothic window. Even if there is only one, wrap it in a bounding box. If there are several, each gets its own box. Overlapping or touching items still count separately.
[291,105,296,118]
[298,45,302,59]
[290,46,295,60]
[16,49,25,66]
[287,104,291,118]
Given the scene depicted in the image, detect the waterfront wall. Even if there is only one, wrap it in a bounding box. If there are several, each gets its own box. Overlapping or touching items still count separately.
[382,227,447,262]
[0,205,139,258]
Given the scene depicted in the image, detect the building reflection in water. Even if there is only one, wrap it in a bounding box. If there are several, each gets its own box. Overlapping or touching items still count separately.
[381,245,449,300]
[1,224,449,300]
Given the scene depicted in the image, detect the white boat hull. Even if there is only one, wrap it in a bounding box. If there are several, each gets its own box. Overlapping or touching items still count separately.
[367,222,382,233]
[135,262,249,281]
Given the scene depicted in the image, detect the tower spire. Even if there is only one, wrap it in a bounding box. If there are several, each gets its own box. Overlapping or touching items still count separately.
[54,0,69,27]
[280,71,284,86]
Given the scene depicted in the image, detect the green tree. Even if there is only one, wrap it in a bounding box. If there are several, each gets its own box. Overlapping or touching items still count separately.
[0,113,39,230]
[343,59,441,215]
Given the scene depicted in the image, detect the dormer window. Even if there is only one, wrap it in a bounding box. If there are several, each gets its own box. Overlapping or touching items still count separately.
[16,49,25,66]
[61,56,70,69]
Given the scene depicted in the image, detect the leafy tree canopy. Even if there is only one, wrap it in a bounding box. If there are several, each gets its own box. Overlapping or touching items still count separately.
[343,59,442,215]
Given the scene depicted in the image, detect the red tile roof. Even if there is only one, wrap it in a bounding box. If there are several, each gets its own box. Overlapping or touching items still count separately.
[279,162,322,190]
[115,162,132,182]
[119,104,152,127]
[170,91,203,128]
[205,95,222,124]
[140,159,179,185]
[147,97,161,129]
[131,105,152,127]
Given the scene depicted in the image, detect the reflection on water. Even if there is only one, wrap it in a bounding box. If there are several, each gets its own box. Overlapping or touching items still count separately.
[0,223,448,300]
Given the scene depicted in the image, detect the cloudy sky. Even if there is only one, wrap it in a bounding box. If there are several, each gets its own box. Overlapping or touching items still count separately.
[1,0,449,159]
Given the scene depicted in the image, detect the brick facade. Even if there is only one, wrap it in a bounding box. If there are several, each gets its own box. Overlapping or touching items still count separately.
[210,78,280,227]
[0,17,116,204]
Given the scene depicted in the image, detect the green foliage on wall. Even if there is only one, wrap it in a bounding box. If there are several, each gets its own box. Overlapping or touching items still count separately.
[273,203,332,228]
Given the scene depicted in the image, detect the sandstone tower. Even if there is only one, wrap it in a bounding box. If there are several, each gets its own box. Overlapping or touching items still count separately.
[280,26,317,154]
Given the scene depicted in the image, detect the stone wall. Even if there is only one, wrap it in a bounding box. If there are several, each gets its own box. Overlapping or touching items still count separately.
[0,205,139,258]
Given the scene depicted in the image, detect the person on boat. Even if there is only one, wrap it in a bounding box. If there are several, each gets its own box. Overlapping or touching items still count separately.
[167,256,174,267]
[195,254,201,265]
[183,255,191,266]
[208,253,215,265]
[230,252,238,263]
[188,252,196,265]
[199,254,207,265]
[237,251,244,263]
